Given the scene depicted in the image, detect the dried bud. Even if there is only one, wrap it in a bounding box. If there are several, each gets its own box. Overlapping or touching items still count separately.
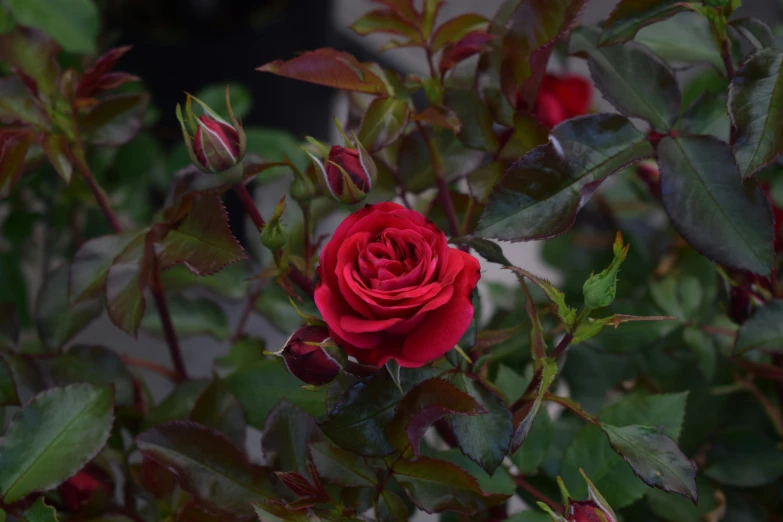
[567,501,615,522]
[282,326,341,385]
[582,232,630,310]
[176,87,246,173]
[305,138,376,205]
[261,196,287,252]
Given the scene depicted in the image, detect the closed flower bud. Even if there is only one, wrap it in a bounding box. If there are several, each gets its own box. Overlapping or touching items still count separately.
[261,197,287,252]
[567,501,614,522]
[282,325,341,385]
[290,162,320,204]
[176,87,246,173]
[305,138,376,205]
[582,232,630,310]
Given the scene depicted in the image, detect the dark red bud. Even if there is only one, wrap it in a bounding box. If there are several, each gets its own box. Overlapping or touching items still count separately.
[193,115,241,172]
[282,326,340,386]
[729,286,752,324]
[324,146,372,204]
[568,501,613,522]
[57,467,112,512]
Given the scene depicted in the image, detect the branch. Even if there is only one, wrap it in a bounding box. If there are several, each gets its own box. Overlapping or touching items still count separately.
[512,474,564,514]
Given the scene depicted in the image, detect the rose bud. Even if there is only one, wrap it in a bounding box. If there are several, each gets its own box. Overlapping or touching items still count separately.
[261,196,288,252]
[582,232,629,310]
[567,501,615,522]
[176,87,246,173]
[282,325,342,386]
[58,467,112,512]
[305,137,376,205]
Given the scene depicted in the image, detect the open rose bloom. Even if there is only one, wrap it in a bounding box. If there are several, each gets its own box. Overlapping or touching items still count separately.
[315,202,481,367]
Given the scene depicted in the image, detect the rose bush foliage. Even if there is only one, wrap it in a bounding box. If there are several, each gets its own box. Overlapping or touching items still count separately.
[1,0,783,521]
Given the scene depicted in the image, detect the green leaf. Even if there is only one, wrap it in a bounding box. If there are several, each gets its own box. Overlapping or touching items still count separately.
[50,345,136,407]
[254,283,319,335]
[0,383,114,503]
[194,83,253,120]
[70,232,142,303]
[510,409,551,475]
[81,93,149,147]
[40,134,73,183]
[253,501,309,522]
[143,379,210,430]
[572,314,677,345]
[736,299,783,352]
[157,193,246,276]
[730,17,774,51]
[320,367,439,457]
[728,48,783,178]
[257,48,389,95]
[475,114,652,241]
[216,337,266,373]
[511,358,557,453]
[393,458,508,515]
[0,303,19,349]
[0,354,19,406]
[136,421,276,517]
[262,400,321,476]
[141,295,228,340]
[646,476,716,522]
[432,13,489,52]
[561,392,688,507]
[634,12,724,70]
[6,0,98,53]
[357,97,410,151]
[105,233,148,336]
[682,327,715,380]
[36,263,102,350]
[678,91,730,141]
[601,424,697,502]
[657,135,774,274]
[189,377,246,448]
[375,489,408,522]
[0,252,29,327]
[599,0,692,46]
[451,237,511,266]
[444,89,499,154]
[226,358,327,428]
[310,442,378,488]
[0,28,59,98]
[19,497,58,522]
[447,373,512,475]
[703,427,783,487]
[570,27,680,132]
[350,9,421,40]
[494,365,529,404]
[160,262,250,300]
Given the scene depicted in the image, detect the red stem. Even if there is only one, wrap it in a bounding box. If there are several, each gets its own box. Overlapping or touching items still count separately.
[149,253,187,381]
[721,38,735,79]
[232,282,262,343]
[549,332,574,359]
[512,475,564,513]
[233,183,265,230]
[82,169,121,233]
[121,355,180,382]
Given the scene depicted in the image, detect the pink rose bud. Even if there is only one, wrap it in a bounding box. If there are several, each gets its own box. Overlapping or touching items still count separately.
[568,501,614,522]
[323,145,373,204]
[282,325,341,386]
[176,87,246,173]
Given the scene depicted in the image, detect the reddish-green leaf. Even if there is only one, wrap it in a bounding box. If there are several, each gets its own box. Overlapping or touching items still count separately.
[728,49,783,178]
[432,13,489,52]
[80,93,149,146]
[0,27,60,97]
[39,134,72,183]
[350,9,421,40]
[310,442,378,488]
[494,0,586,107]
[137,421,277,517]
[657,135,774,274]
[105,233,149,336]
[257,49,389,95]
[506,266,576,329]
[0,384,114,503]
[387,378,486,456]
[157,193,246,276]
[50,345,136,407]
[357,96,410,151]
[189,377,246,448]
[410,105,461,133]
[70,231,141,303]
[0,77,50,128]
[730,17,774,51]
[262,401,321,477]
[35,263,102,350]
[448,373,512,475]
[0,130,33,199]
[475,114,652,241]
[439,32,495,74]
[599,0,692,46]
[443,89,499,153]
[393,458,508,514]
[601,423,697,502]
[375,489,409,522]
[142,295,229,340]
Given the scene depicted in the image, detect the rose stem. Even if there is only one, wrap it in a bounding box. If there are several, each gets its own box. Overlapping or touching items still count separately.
[512,474,564,514]
[233,183,315,298]
[549,332,574,359]
[121,355,180,382]
[231,281,263,343]
[303,204,313,273]
[414,121,467,252]
[720,38,735,79]
[72,125,186,381]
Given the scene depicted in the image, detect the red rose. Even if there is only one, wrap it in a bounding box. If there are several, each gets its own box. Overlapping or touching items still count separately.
[534,74,593,128]
[315,202,481,367]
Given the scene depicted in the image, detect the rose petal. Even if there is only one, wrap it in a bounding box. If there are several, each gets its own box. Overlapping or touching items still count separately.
[340,315,402,334]
[314,283,381,349]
